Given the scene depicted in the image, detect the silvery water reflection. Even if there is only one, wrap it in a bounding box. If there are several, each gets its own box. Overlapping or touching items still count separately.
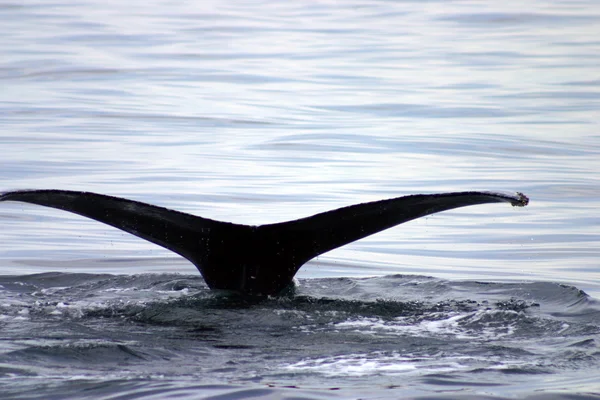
[0,0,599,398]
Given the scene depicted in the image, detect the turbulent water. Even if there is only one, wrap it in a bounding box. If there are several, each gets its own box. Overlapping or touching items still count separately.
[1,272,599,399]
[1,0,600,398]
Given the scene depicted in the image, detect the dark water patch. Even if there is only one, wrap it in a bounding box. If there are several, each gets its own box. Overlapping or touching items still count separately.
[0,365,37,377]
[421,374,506,387]
[568,338,596,348]
[476,366,551,375]
[0,341,149,365]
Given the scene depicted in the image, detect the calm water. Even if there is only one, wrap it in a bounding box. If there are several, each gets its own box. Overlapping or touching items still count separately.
[1,0,599,399]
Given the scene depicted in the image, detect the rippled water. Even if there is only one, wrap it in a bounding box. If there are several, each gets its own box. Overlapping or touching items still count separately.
[1,0,599,398]
[1,272,600,400]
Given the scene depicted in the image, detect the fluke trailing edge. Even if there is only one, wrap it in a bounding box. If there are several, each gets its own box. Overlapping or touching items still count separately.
[0,190,529,295]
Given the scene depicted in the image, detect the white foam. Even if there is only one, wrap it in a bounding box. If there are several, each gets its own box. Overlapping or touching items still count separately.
[328,309,520,340]
[284,352,467,377]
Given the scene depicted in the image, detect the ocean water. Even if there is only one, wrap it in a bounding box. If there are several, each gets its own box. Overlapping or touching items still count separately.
[1,0,599,399]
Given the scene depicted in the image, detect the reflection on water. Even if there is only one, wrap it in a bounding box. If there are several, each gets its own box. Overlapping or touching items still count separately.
[0,0,599,398]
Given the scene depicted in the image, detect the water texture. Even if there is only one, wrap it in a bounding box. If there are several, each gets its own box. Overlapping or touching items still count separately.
[1,0,599,398]
[0,273,599,399]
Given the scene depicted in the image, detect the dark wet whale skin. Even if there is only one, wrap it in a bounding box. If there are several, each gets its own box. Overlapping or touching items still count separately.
[0,189,528,295]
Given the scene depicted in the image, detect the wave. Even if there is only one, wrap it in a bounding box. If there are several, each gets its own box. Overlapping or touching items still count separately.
[0,272,598,398]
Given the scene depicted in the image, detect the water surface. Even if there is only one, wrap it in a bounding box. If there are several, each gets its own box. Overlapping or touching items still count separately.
[1,0,599,398]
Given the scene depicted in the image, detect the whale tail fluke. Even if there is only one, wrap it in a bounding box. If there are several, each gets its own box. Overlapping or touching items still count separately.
[1,189,528,295]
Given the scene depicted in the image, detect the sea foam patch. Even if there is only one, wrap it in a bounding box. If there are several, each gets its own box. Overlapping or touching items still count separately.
[318,308,521,341]
[281,351,527,377]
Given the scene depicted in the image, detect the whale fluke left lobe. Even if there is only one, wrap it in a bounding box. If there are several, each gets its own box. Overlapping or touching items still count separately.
[1,189,529,295]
